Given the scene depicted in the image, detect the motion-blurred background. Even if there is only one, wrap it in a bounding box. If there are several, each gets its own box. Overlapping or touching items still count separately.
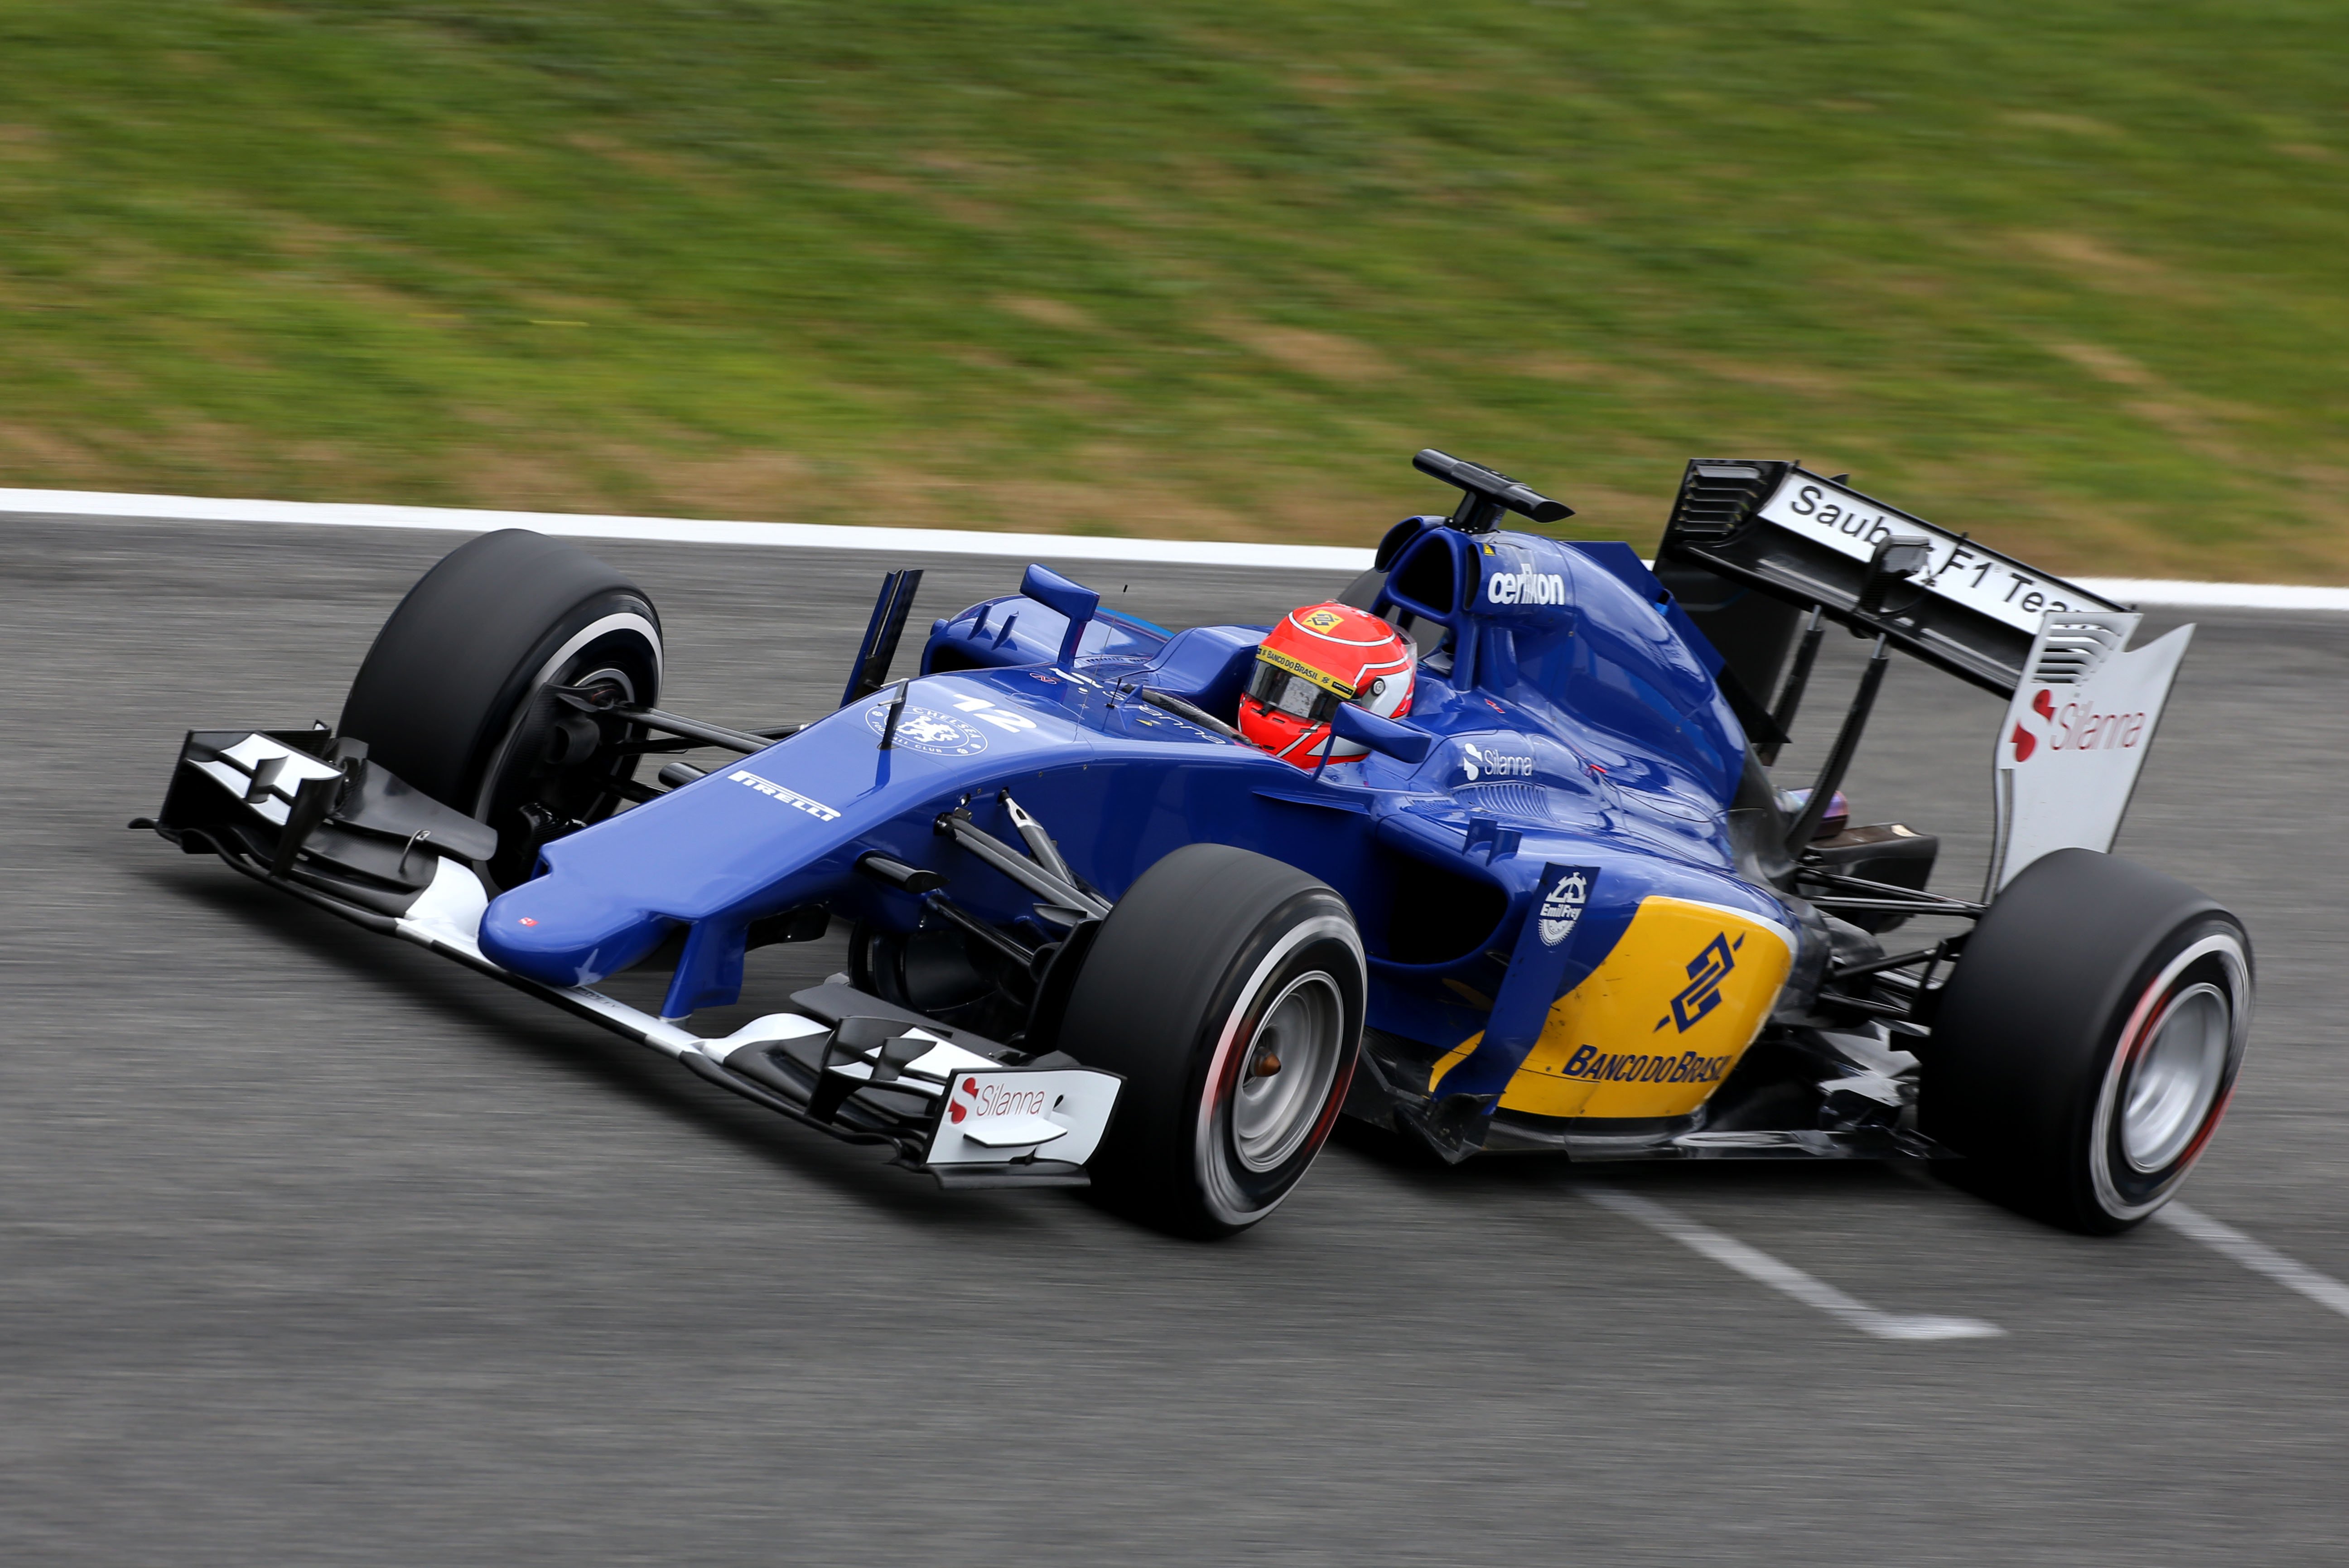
[2,0,2340,576]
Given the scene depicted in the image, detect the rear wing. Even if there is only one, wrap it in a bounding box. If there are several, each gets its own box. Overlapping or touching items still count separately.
[1657,461,2124,697]
[1654,460,2191,890]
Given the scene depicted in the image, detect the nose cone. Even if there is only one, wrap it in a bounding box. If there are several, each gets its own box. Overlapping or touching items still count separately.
[479,876,670,988]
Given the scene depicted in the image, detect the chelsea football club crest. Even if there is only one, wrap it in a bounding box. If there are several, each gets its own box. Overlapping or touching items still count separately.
[1538,866,1596,946]
[862,703,989,756]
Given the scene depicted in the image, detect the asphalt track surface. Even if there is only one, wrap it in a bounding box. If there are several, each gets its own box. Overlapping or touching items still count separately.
[7,516,2348,1565]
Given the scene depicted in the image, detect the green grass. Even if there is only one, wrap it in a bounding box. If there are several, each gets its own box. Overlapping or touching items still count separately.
[2,0,2344,576]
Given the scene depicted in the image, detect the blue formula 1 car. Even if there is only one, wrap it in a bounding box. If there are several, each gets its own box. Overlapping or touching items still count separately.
[141,451,2252,1236]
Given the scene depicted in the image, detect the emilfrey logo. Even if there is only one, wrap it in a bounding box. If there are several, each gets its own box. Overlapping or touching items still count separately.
[1537,867,1595,947]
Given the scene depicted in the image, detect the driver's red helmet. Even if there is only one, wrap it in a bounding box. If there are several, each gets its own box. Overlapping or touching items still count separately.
[1238,602,1415,769]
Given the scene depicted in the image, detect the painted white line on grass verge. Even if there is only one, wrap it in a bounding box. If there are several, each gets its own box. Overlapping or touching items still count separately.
[2156,1201,2349,1321]
[1582,1187,2004,1341]
[8,486,2346,610]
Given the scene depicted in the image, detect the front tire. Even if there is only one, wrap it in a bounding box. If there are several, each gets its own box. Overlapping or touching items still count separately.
[1922,849,2252,1234]
[1060,844,1365,1238]
[338,530,662,888]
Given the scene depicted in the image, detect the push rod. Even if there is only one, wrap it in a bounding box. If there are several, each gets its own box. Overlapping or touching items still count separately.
[1798,868,1985,912]
[554,683,777,756]
[1828,942,1953,980]
[936,810,1112,919]
[1813,990,1916,1020]
[1802,896,1982,917]
[921,890,1040,969]
[609,705,775,757]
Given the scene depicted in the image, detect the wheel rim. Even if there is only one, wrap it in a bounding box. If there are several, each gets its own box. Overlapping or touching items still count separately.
[2121,981,2230,1172]
[1231,972,1345,1172]
[473,611,661,811]
[473,611,660,885]
[2088,927,2251,1223]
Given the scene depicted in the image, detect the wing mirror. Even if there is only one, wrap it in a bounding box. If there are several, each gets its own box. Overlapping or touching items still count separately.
[1330,702,1435,764]
[1020,564,1100,666]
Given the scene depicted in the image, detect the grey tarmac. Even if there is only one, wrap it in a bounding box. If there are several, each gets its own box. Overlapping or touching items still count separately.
[5,516,2348,1565]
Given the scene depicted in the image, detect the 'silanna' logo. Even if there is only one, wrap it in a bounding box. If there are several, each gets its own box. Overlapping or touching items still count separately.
[1461,742,1534,782]
[2011,685,2148,763]
[1657,931,1743,1032]
[947,1074,1050,1126]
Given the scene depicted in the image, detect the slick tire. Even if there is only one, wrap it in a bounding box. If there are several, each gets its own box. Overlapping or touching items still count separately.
[338,530,662,888]
[1060,844,1365,1238]
[1921,848,2252,1235]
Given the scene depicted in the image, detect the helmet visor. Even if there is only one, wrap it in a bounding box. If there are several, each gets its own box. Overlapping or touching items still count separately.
[1246,657,1344,725]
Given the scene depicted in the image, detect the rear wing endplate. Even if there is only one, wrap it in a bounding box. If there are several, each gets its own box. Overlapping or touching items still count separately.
[1987,613,2192,892]
[1658,460,2126,698]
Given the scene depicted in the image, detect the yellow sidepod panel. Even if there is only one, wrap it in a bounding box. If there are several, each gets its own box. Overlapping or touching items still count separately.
[1428,897,1794,1119]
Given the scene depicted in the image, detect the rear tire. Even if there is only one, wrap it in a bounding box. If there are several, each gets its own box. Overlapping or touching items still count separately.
[1922,849,2252,1234]
[338,530,662,888]
[1060,844,1365,1238]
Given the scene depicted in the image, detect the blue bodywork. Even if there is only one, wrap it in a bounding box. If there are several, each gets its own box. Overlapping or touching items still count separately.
[478,518,1797,1101]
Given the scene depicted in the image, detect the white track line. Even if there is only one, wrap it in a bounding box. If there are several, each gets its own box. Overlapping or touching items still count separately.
[2082,578,2349,612]
[2156,1201,2349,1321]
[0,487,1372,573]
[1582,1187,2004,1341]
[7,486,2349,609]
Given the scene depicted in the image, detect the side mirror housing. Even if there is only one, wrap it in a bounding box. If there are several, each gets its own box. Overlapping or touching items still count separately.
[1020,564,1100,666]
[1331,702,1435,764]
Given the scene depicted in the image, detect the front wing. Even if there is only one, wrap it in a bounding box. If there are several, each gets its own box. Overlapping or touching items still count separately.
[141,729,1123,1189]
